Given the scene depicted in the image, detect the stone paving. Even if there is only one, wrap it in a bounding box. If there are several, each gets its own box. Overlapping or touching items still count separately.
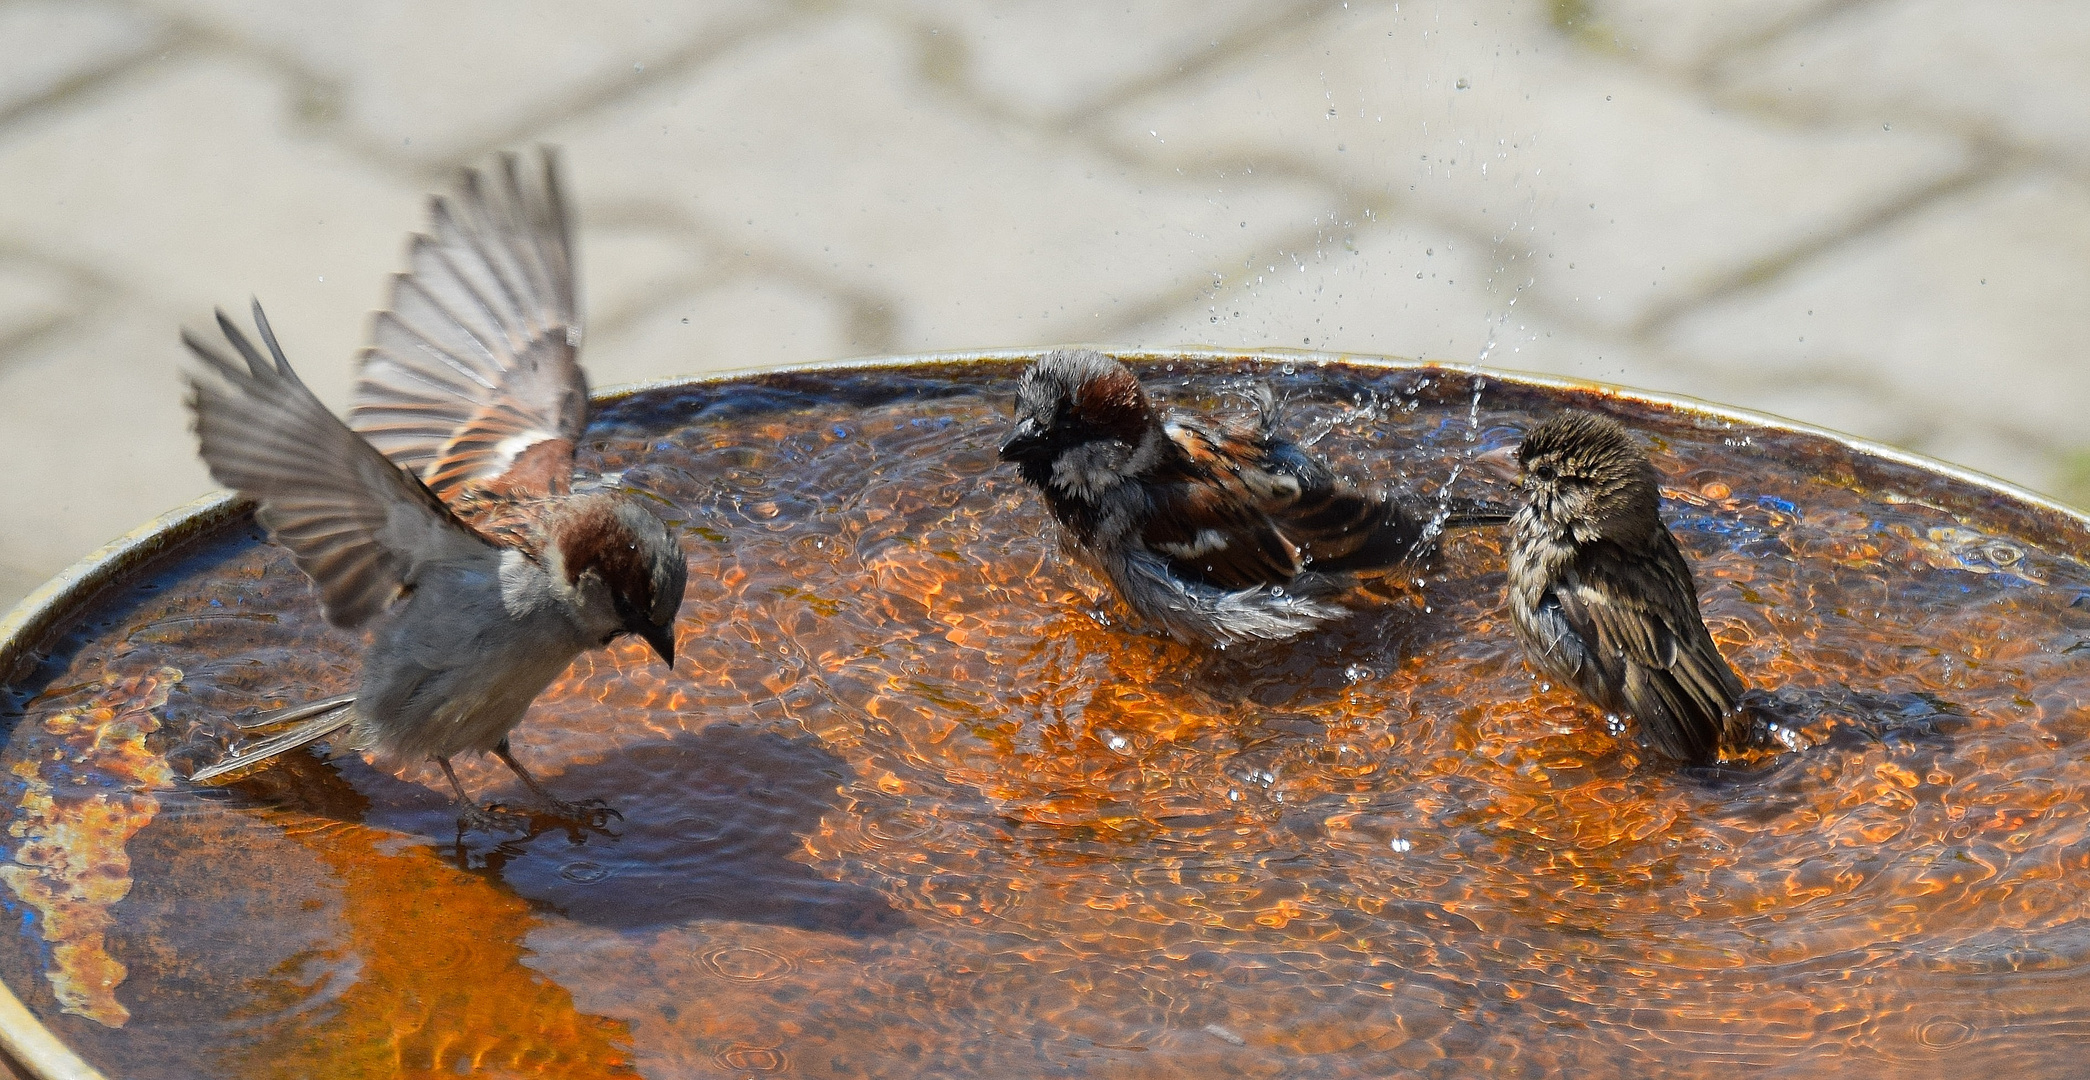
[0,0,2085,608]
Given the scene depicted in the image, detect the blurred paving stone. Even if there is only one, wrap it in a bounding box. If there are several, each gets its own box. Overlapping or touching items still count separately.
[1099,0,1971,336]
[1661,170,2090,495]
[1119,207,1675,391]
[580,222,720,339]
[0,253,85,348]
[557,14,1329,354]
[0,55,426,408]
[156,0,777,163]
[2055,450,2090,509]
[1577,0,1837,71]
[1721,0,2090,160]
[0,561,47,612]
[0,0,165,117]
[0,310,217,602]
[587,276,859,387]
[876,0,1296,120]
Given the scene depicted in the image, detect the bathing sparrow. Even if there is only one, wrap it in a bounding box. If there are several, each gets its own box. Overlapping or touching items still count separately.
[185,150,687,831]
[1483,410,1746,764]
[998,349,1509,647]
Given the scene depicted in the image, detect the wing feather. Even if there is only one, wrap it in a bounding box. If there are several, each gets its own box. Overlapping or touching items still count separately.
[350,148,588,499]
[1553,533,1743,762]
[1143,418,1302,588]
[185,302,495,630]
[1153,398,1510,587]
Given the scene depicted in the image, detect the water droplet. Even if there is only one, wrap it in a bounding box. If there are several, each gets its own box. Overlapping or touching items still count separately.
[558,860,610,884]
[1918,1019,1969,1048]
[717,1045,788,1072]
[671,815,724,843]
[704,946,794,981]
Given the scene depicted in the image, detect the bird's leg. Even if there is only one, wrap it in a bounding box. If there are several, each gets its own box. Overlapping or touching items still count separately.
[438,755,528,833]
[492,738,621,826]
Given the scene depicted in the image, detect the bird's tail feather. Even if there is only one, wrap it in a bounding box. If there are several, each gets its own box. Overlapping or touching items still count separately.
[233,692,357,730]
[1431,496,1513,530]
[190,697,356,784]
[1310,495,1512,573]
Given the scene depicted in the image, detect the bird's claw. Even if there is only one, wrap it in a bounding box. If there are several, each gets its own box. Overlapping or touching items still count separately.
[541,797,622,828]
[456,802,532,834]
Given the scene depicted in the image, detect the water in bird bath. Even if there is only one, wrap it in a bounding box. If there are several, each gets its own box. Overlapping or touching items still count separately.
[2,355,2088,1079]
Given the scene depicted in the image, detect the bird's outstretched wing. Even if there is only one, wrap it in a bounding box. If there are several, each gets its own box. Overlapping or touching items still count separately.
[186,302,496,629]
[1549,533,1745,763]
[350,148,589,500]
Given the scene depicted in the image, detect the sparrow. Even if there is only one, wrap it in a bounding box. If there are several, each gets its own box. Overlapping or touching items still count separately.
[183,150,688,831]
[1483,410,1747,765]
[998,349,1510,647]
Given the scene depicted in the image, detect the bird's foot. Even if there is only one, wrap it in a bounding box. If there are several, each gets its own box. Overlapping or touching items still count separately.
[455,801,532,834]
[537,796,622,829]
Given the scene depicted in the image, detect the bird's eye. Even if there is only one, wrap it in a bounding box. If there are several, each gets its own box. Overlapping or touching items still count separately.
[1533,464,1557,483]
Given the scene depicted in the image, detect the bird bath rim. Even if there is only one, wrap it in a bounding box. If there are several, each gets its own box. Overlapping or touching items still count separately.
[0,346,2080,1080]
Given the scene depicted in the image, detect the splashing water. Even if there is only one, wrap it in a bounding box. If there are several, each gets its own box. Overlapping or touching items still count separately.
[4,358,2090,1078]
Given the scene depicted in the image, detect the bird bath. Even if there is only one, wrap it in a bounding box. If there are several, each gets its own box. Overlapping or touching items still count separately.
[1,350,2088,1079]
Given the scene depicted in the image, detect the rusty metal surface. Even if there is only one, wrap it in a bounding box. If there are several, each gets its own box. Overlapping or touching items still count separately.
[2,351,2087,1078]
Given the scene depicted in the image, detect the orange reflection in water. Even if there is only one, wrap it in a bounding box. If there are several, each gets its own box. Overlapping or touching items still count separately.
[6,362,2090,1078]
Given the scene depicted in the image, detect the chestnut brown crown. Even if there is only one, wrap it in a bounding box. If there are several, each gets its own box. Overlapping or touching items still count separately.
[998,350,1158,471]
[549,494,688,665]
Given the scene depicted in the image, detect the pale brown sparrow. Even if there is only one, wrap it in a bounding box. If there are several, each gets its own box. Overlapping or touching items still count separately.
[1485,410,1747,764]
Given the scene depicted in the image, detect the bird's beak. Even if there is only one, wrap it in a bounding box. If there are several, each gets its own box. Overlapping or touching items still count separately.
[999,418,1045,462]
[1472,444,1522,483]
[639,622,676,668]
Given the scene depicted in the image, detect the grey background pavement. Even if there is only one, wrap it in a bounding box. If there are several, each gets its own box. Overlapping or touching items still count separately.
[1,0,2086,608]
